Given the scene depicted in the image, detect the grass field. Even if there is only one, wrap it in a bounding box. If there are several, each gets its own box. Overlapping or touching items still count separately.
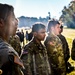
[23,28,75,75]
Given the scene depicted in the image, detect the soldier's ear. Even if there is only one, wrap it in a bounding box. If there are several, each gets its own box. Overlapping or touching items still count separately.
[33,32,37,36]
[0,18,4,27]
[51,26,54,31]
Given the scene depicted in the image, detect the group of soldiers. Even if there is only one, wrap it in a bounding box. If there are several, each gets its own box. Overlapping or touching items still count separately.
[0,3,75,75]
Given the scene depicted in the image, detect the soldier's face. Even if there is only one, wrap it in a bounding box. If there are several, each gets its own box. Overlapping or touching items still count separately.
[4,12,18,37]
[52,24,60,35]
[35,28,46,41]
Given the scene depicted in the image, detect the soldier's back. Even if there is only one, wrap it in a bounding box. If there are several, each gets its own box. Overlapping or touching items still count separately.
[9,35,21,56]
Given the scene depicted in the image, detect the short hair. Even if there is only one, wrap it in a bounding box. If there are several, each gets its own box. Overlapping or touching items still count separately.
[47,20,60,31]
[60,25,63,29]
[32,22,45,32]
[0,3,14,21]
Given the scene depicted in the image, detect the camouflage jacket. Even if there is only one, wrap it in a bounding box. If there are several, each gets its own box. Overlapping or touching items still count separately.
[58,34,70,61]
[44,33,66,75]
[71,38,75,60]
[9,35,21,56]
[21,38,51,75]
[0,38,24,75]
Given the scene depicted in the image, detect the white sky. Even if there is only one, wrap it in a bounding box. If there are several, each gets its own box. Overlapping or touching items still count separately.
[0,0,72,19]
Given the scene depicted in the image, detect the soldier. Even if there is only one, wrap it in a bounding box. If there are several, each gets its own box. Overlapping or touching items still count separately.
[25,31,29,43]
[0,3,24,75]
[20,29,24,47]
[21,22,51,75]
[58,25,70,73]
[71,38,75,60]
[44,20,66,75]
[9,35,21,56]
[28,31,33,41]
[70,38,75,73]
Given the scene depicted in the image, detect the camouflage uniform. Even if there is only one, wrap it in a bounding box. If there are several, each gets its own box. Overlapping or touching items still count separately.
[9,35,21,56]
[58,34,70,72]
[0,38,24,75]
[21,38,51,75]
[58,34,70,61]
[44,33,66,75]
[71,38,75,60]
